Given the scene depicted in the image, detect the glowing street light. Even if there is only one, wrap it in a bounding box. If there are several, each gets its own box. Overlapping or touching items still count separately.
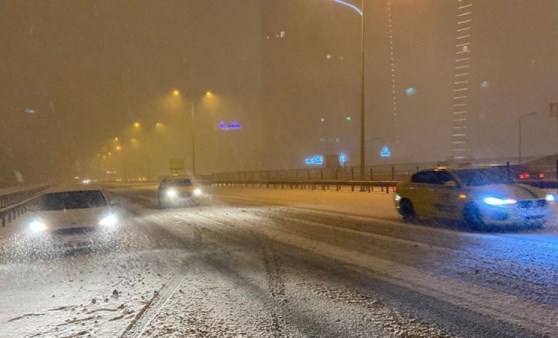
[133,122,141,128]
[172,89,180,97]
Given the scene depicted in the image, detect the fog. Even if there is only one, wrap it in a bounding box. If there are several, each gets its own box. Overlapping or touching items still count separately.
[1,0,557,185]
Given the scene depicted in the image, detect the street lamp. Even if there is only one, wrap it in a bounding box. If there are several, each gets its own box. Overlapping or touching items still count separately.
[334,0,366,180]
[518,111,536,164]
[171,89,213,177]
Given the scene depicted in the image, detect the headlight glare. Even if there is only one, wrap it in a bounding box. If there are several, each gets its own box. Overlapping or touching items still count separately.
[166,189,178,198]
[193,188,202,197]
[545,194,555,203]
[483,197,517,206]
[29,220,48,233]
[99,214,118,227]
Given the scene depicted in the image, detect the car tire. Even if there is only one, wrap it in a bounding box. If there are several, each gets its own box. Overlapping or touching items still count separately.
[399,199,416,222]
[464,203,485,231]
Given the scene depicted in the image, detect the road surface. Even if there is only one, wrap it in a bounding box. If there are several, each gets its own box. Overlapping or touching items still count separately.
[1,184,557,337]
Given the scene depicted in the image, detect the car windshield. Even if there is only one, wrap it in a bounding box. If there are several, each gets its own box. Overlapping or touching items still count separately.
[38,191,108,210]
[455,169,515,187]
[165,179,192,187]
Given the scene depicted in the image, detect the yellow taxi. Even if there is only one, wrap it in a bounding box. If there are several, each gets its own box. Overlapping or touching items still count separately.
[394,167,554,230]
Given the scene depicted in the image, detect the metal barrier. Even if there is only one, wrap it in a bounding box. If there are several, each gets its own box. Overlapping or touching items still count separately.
[205,165,422,183]
[211,180,398,194]
[0,186,47,227]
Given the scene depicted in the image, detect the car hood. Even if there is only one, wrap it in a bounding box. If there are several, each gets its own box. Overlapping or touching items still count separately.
[469,184,545,200]
[32,206,112,230]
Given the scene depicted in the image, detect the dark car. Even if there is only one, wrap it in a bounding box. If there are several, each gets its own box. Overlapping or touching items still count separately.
[491,165,545,181]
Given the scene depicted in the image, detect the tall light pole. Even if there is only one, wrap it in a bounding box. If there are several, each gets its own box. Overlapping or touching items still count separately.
[172,89,214,178]
[518,111,536,164]
[334,0,366,180]
[190,100,196,177]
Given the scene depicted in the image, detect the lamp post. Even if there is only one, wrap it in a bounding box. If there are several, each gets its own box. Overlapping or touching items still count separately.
[333,0,366,180]
[190,100,196,177]
[172,90,213,177]
[518,111,536,164]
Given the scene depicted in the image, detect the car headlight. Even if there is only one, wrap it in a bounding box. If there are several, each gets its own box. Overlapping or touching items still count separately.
[545,194,555,203]
[166,189,178,198]
[29,219,48,233]
[394,193,401,202]
[483,197,517,206]
[193,188,202,197]
[99,214,119,227]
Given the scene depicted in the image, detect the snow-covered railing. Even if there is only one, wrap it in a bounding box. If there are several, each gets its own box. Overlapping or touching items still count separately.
[204,165,421,184]
[0,185,47,227]
[210,180,399,194]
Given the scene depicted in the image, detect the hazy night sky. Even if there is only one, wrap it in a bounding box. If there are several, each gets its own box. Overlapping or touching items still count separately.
[261,0,558,167]
[0,0,262,183]
[1,0,557,184]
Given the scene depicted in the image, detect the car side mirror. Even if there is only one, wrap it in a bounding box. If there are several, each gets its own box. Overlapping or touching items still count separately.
[444,180,458,188]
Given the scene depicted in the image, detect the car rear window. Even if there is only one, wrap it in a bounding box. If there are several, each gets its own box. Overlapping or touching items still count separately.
[39,191,108,210]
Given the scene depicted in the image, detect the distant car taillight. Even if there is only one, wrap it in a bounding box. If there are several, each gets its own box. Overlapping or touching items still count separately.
[519,172,530,179]
[539,172,545,179]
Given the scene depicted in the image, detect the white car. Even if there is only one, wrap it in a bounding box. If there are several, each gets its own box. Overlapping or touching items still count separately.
[25,188,121,252]
[394,167,554,230]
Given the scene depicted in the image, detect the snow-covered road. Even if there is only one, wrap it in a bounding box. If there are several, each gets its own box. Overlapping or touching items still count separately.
[1,185,557,337]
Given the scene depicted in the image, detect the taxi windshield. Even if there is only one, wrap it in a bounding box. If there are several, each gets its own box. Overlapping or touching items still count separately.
[455,169,515,187]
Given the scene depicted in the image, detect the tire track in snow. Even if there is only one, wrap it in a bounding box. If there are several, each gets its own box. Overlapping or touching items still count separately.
[256,234,287,337]
[120,274,184,338]
[163,210,290,336]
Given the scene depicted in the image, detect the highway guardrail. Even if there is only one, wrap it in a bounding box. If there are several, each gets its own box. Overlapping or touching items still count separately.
[210,180,399,193]
[0,186,47,227]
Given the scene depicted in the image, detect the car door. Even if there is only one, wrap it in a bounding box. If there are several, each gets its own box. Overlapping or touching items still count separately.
[429,170,463,219]
[406,170,439,217]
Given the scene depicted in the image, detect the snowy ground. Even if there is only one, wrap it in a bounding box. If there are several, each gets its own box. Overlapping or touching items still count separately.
[1,184,557,337]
